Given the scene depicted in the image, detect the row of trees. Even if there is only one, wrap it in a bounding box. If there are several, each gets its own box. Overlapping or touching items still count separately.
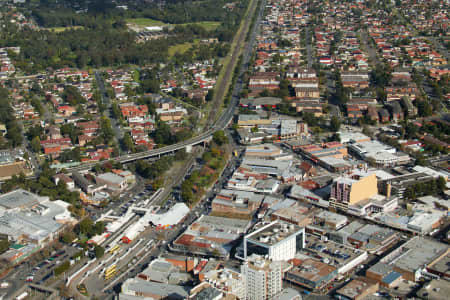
[404,177,447,200]
[0,87,22,148]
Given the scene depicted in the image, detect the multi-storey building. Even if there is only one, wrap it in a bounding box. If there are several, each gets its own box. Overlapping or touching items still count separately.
[243,221,305,261]
[241,254,282,300]
[330,174,378,208]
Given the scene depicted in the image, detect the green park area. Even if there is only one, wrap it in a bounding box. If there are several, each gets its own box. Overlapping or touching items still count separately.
[126,18,220,31]
[45,26,84,32]
[168,40,200,56]
[125,18,166,27]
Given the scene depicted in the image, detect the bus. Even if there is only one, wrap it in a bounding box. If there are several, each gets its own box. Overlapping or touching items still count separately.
[104,265,116,276]
[104,266,117,280]
[16,292,29,300]
[109,245,120,254]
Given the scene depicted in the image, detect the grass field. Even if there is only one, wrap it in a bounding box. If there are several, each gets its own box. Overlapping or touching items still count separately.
[46,26,84,32]
[126,18,219,31]
[168,40,199,56]
[181,21,220,31]
[125,18,166,27]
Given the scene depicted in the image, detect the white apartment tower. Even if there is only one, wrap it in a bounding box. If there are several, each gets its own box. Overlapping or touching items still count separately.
[241,254,282,300]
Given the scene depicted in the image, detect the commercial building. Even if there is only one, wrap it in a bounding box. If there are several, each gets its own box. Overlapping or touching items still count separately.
[243,221,305,261]
[241,254,282,300]
[416,279,450,300]
[365,262,403,288]
[0,190,75,246]
[121,278,190,299]
[346,224,398,253]
[0,189,44,211]
[426,251,450,279]
[270,202,314,227]
[239,97,282,110]
[137,258,191,285]
[313,211,348,230]
[380,236,449,282]
[295,142,353,172]
[285,258,337,291]
[288,184,329,208]
[335,277,379,300]
[240,158,293,178]
[190,285,223,300]
[147,203,190,228]
[72,171,105,194]
[301,234,368,275]
[238,115,272,127]
[328,221,365,245]
[338,131,371,144]
[96,172,128,191]
[406,209,446,234]
[245,144,283,158]
[271,288,302,300]
[172,215,251,258]
[348,140,410,166]
[212,189,265,216]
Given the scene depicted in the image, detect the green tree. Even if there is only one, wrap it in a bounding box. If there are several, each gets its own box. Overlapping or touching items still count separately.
[175,149,188,161]
[140,78,160,94]
[330,116,341,132]
[100,116,114,143]
[54,261,70,276]
[181,180,194,205]
[122,133,135,153]
[78,218,94,236]
[94,245,105,258]
[62,85,86,106]
[31,136,41,153]
[213,130,228,145]
[417,100,433,117]
[437,176,446,192]
[60,123,81,144]
[61,231,76,244]
[0,239,10,254]
[205,89,214,102]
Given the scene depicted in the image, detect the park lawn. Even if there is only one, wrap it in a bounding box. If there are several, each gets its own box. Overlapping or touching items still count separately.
[181,21,221,31]
[168,40,199,56]
[46,26,84,32]
[126,18,166,27]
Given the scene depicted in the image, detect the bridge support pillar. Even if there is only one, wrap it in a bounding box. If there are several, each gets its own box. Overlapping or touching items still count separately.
[185,145,193,153]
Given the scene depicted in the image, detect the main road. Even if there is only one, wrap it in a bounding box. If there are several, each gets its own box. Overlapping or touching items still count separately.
[66,0,264,174]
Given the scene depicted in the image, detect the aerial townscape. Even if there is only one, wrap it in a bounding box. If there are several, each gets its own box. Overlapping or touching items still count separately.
[0,0,449,299]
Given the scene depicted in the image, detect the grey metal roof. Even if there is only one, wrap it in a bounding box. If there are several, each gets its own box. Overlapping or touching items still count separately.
[391,237,448,273]
[0,189,44,209]
[122,278,190,299]
[368,262,393,276]
[272,288,302,300]
[192,286,222,300]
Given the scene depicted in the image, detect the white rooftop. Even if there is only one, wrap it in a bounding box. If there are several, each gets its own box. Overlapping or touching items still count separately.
[147,203,189,226]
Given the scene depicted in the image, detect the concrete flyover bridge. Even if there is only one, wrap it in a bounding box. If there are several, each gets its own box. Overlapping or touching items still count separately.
[66,127,220,173]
